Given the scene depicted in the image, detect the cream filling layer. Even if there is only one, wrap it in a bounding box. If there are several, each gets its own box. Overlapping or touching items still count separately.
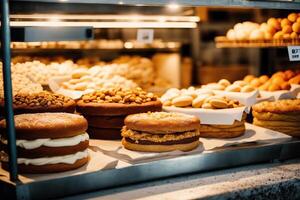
[17,150,88,166]
[1,133,89,150]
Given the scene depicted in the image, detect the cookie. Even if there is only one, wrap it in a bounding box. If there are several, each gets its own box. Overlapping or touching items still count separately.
[0,113,88,139]
[253,118,300,127]
[124,112,200,134]
[200,130,245,138]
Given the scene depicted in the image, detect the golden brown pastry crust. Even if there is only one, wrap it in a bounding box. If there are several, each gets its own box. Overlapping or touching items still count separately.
[77,100,162,116]
[122,138,200,152]
[0,113,88,139]
[1,156,89,174]
[124,112,200,134]
[252,99,300,114]
[252,111,300,122]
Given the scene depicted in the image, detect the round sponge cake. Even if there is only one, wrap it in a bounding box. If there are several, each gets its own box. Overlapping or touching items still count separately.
[0,113,89,173]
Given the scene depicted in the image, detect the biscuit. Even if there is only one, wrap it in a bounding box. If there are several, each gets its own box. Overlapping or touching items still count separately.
[252,111,300,122]
[1,156,89,174]
[252,99,300,114]
[84,115,125,129]
[0,113,88,140]
[87,127,121,140]
[77,100,162,116]
[199,124,245,132]
[172,95,193,107]
[124,112,200,134]
[122,138,200,152]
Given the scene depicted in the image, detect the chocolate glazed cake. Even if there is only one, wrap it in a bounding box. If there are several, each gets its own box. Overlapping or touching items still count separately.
[0,113,89,173]
[121,112,201,152]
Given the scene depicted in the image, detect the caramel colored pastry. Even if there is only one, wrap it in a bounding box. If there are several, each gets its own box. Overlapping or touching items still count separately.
[252,99,300,114]
[84,115,125,129]
[252,99,300,137]
[121,112,201,152]
[0,92,76,116]
[77,88,162,116]
[0,113,89,173]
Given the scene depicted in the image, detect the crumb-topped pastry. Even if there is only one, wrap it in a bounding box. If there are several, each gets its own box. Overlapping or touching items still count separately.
[121,112,201,152]
[77,87,162,116]
[0,92,76,115]
[252,99,300,114]
[252,99,300,137]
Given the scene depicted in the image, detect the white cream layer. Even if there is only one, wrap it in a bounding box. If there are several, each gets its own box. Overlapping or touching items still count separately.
[18,150,88,166]
[1,133,89,150]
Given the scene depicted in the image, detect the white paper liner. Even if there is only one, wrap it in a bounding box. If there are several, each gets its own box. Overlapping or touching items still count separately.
[48,76,94,99]
[291,84,300,98]
[258,84,300,101]
[163,106,247,125]
[0,146,118,183]
[91,123,290,164]
[202,123,290,150]
[213,90,259,108]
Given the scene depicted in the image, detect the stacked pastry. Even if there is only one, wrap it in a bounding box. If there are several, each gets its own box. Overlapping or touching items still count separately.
[0,92,76,116]
[77,88,162,140]
[252,99,300,137]
[0,113,89,173]
[122,112,201,152]
[199,113,247,138]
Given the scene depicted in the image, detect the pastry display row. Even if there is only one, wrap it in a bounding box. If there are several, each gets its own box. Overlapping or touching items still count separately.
[0,85,299,174]
[0,55,171,97]
[11,39,180,50]
[215,12,300,47]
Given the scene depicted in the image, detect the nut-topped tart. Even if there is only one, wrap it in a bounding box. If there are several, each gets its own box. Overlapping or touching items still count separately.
[0,92,76,115]
[77,87,162,140]
[77,87,162,116]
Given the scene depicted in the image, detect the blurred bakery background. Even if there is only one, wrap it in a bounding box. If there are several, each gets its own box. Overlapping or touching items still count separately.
[1,4,300,96]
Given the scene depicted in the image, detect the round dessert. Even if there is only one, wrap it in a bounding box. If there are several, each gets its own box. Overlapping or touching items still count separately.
[0,92,76,116]
[76,88,162,116]
[0,113,89,173]
[252,99,300,137]
[122,112,201,152]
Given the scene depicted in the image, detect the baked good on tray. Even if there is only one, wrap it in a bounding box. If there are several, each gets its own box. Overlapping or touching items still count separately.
[121,112,201,152]
[0,113,89,173]
[198,115,246,138]
[77,88,162,140]
[0,92,76,116]
[252,99,300,137]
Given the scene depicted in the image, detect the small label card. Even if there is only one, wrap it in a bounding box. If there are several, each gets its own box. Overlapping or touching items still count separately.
[287,46,300,61]
[137,29,154,44]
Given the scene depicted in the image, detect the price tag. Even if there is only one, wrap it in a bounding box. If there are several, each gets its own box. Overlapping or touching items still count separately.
[287,46,300,61]
[137,29,154,44]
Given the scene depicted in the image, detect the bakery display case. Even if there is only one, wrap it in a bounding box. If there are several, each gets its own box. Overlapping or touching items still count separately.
[1,1,300,199]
